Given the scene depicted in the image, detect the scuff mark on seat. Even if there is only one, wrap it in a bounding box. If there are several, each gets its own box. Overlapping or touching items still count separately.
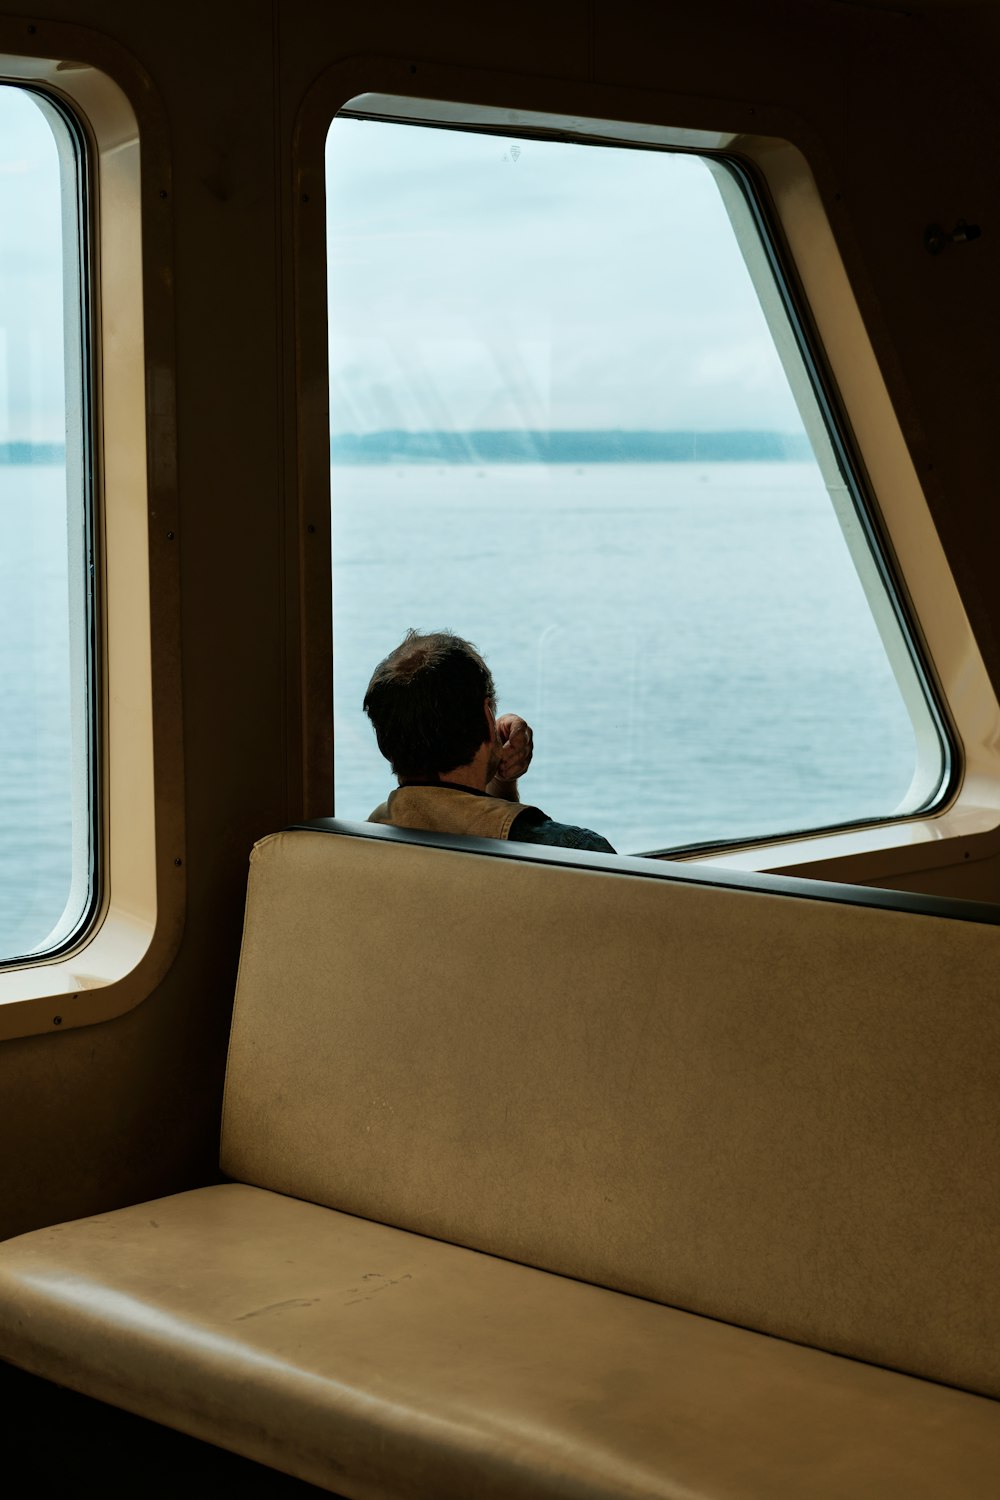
[344,1273,412,1306]
[235,1297,319,1321]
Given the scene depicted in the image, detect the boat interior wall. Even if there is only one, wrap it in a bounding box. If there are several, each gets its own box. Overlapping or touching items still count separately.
[1,0,999,1273]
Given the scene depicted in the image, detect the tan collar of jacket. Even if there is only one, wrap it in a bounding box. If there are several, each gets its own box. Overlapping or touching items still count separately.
[369,783,536,841]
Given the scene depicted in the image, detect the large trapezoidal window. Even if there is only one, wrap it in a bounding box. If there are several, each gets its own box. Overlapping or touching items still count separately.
[0,85,94,956]
[325,115,948,855]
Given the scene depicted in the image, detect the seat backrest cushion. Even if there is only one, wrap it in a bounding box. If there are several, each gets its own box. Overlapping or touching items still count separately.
[221,828,1000,1399]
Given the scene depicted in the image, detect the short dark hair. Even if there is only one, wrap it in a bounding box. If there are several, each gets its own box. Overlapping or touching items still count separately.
[363,630,496,778]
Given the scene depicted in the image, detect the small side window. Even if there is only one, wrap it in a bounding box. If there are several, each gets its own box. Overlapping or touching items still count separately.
[0,86,94,958]
[325,116,948,855]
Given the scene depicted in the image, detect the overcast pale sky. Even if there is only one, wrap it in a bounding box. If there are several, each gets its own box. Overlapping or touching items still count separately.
[0,93,806,443]
[326,116,804,436]
[0,85,65,444]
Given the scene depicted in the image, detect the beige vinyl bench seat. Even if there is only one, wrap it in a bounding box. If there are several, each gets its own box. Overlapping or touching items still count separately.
[4,1182,1000,1499]
[1,821,1000,1497]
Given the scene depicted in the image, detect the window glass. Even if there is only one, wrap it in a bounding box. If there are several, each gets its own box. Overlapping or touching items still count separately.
[0,86,92,957]
[325,116,946,854]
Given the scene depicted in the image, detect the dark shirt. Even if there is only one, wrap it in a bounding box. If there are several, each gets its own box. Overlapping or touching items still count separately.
[509,807,616,854]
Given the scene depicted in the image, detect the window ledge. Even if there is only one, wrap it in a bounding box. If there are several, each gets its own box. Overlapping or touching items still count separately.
[680,791,1000,888]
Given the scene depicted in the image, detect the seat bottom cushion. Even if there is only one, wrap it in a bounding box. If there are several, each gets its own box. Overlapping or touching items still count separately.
[0,1182,997,1499]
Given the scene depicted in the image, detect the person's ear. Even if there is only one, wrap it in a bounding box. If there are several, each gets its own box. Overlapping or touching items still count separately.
[483,699,496,744]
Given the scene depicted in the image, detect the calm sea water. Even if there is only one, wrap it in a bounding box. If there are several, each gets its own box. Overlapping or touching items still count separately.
[332,462,930,852]
[0,463,74,958]
[0,460,933,956]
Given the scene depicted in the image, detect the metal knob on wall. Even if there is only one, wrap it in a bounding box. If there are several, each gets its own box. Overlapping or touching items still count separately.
[924,220,982,255]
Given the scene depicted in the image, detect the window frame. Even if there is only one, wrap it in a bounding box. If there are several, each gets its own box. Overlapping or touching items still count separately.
[661,151,957,853]
[294,56,1000,886]
[0,22,184,1041]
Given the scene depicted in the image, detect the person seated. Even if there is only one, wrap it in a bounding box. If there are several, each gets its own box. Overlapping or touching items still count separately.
[363,629,616,853]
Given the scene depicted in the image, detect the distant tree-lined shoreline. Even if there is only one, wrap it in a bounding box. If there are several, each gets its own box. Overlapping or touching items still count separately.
[0,430,814,467]
[330,430,811,463]
[0,442,67,464]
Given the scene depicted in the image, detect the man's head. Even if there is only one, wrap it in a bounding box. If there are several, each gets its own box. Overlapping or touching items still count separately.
[363,630,498,780]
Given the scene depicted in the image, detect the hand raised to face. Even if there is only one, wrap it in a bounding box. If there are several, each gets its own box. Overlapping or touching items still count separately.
[495,713,534,782]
